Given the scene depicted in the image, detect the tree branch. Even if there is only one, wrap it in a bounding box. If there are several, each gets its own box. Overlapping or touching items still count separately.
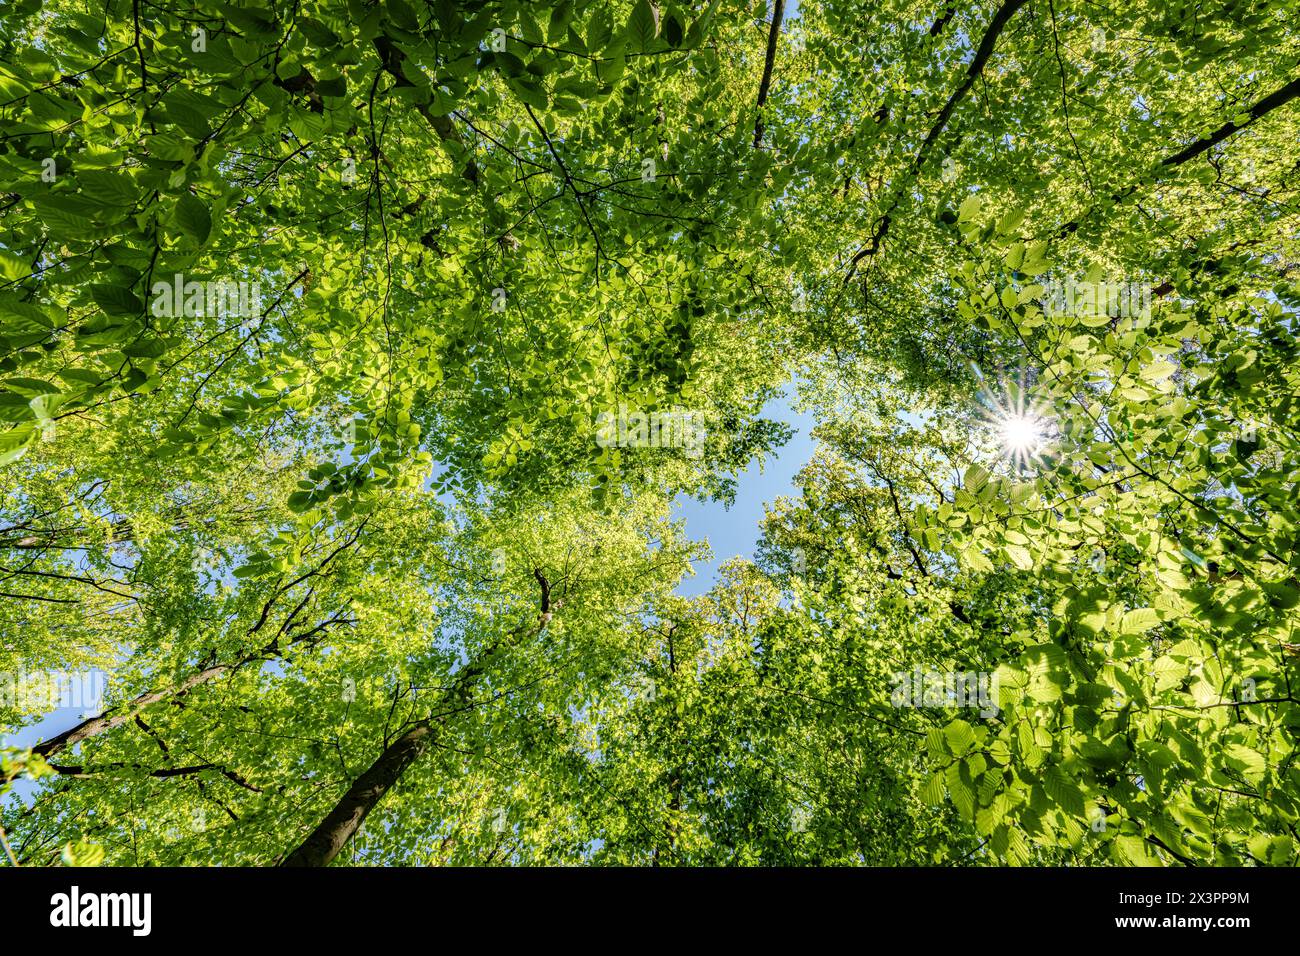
[844,0,1029,281]
[752,0,786,147]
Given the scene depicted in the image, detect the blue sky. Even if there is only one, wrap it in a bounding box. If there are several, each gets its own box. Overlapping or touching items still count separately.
[672,388,816,595]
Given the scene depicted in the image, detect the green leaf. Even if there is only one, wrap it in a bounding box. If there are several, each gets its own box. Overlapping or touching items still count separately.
[945,762,975,818]
[1120,608,1159,634]
[0,423,34,466]
[962,462,989,492]
[625,0,659,54]
[920,771,945,805]
[90,284,144,317]
[1042,765,1085,817]
[662,13,684,48]
[174,194,212,245]
[1223,743,1266,779]
[0,249,27,281]
[76,170,138,208]
[1005,545,1034,571]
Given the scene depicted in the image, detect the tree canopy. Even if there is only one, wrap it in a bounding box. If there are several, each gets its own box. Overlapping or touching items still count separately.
[2,0,1299,867]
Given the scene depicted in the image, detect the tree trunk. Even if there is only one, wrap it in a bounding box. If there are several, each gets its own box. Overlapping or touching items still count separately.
[276,576,550,865]
[279,723,432,867]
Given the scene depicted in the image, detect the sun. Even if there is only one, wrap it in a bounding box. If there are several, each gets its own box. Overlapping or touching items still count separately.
[975,376,1055,471]
[1000,413,1044,455]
